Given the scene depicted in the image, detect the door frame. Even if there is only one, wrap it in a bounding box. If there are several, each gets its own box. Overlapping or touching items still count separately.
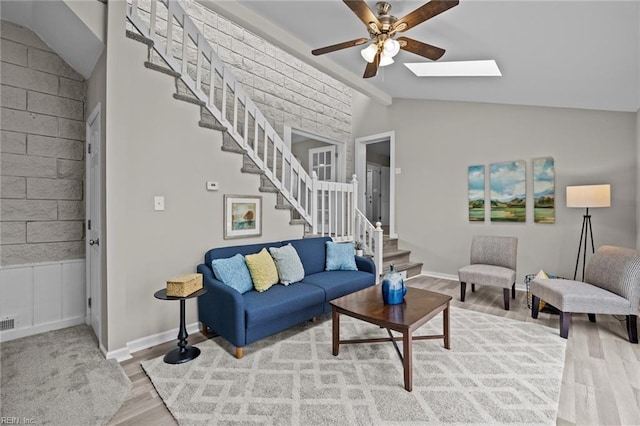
[355,131,396,237]
[85,103,103,348]
[284,125,346,182]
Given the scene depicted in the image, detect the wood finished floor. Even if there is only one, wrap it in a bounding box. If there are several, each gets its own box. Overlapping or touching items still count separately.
[108,276,640,425]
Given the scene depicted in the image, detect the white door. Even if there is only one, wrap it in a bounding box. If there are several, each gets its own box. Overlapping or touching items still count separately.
[85,104,102,346]
[380,166,390,225]
[309,145,336,182]
[310,146,336,230]
[366,162,381,223]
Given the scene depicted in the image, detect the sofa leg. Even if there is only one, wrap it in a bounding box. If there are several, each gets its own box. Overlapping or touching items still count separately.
[311,317,317,323]
[531,295,540,319]
[560,312,570,339]
[460,282,467,302]
[588,313,596,323]
[503,288,510,310]
[200,322,209,335]
[511,283,516,299]
[471,284,475,293]
[627,315,638,344]
[235,347,244,359]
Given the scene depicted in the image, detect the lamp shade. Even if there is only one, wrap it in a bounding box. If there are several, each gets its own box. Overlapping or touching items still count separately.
[566,184,611,208]
[360,44,378,63]
[379,52,394,67]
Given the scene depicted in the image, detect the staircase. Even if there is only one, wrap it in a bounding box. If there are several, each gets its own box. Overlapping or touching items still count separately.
[382,236,423,279]
[124,0,389,275]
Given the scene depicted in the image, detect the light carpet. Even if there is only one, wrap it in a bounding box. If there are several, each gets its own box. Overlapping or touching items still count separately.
[1,325,131,425]
[143,307,566,425]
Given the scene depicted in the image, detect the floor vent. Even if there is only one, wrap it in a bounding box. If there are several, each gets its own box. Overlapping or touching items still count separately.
[0,316,16,331]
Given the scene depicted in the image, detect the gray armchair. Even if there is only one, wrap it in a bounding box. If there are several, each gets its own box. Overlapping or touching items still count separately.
[531,245,640,342]
[458,235,518,310]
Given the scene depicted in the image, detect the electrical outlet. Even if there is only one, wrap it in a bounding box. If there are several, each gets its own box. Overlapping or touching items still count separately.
[154,196,165,211]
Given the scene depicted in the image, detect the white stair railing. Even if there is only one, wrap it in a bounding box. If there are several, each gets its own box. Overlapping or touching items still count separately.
[126,0,355,233]
[354,208,384,279]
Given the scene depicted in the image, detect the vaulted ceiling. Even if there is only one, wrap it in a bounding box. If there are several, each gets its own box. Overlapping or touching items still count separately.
[201,0,640,112]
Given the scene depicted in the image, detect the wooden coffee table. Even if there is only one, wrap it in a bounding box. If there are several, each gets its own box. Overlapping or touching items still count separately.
[330,286,452,392]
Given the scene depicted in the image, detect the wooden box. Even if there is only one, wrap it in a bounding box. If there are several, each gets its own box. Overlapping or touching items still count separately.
[166,273,203,297]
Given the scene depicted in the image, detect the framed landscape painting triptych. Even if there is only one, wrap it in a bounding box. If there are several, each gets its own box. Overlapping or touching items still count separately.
[467,157,554,224]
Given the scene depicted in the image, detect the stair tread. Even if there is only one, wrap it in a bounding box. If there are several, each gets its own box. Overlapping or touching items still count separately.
[383,249,411,258]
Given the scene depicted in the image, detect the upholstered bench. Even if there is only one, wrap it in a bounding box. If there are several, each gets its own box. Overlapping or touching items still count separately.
[530,245,640,342]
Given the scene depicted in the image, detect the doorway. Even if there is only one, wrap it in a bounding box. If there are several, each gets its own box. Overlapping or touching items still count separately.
[355,131,396,237]
[85,104,102,348]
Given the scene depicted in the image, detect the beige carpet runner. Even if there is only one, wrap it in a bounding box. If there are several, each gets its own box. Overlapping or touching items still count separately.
[143,307,566,425]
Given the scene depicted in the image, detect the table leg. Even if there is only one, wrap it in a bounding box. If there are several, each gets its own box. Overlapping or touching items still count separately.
[332,308,340,356]
[444,303,450,350]
[164,299,201,364]
[403,331,413,392]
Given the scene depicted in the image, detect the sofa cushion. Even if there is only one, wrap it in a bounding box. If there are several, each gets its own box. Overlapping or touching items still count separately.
[325,241,357,271]
[243,283,325,327]
[281,236,331,275]
[211,253,253,294]
[245,248,279,292]
[269,244,305,285]
[301,270,375,301]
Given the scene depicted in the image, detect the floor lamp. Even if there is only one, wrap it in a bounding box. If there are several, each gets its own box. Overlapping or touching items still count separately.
[566,184,611,281]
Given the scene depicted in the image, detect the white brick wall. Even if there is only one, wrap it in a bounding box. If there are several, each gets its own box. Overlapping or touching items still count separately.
[0,20,86,266]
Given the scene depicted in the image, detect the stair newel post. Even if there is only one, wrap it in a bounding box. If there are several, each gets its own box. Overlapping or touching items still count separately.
[351,174,358,244]
[374,221,384,283]
[311,171,319,236]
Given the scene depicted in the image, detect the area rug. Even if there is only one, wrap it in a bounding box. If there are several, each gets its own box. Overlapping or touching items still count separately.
[142,307,566,425]
[1,325,131,425]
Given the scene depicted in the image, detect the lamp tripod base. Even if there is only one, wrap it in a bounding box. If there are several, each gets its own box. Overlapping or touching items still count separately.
[574,209,595,281]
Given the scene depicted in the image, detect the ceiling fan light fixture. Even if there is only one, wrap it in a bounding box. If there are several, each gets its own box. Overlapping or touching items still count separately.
[379,52,394,67]
[383,38,400,57]
[360,43,378,63]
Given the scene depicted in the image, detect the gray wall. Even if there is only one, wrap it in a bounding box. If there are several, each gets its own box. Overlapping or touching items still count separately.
[0,20,86,266]
[104,1,317,351]
[637,109,640,249]
[354,95,637,283]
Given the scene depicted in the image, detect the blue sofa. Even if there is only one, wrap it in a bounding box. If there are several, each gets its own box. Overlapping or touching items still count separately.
[196,236,376,358]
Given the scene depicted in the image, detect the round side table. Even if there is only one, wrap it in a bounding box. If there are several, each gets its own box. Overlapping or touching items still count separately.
[154,287,208,364]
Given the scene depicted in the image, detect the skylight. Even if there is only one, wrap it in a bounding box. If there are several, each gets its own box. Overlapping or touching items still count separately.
[404,60,502,77]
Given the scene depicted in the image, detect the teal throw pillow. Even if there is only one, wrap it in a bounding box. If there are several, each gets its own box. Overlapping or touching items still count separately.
[211,253,253,294]
[269,244,305,285]
[325,241,358,271]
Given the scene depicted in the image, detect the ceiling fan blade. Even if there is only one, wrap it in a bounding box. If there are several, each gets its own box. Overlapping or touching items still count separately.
[363,52,380,78]
[343,0,382,33]
[393,0,459,33]
[397,37,445,60]
[312,38,369,56]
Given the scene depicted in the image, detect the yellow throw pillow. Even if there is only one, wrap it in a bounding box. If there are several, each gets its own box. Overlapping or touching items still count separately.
[245,248,279,292]
[534,269,549,310]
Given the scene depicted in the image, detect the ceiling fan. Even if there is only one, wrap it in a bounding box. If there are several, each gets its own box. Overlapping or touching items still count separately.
[312,0,459,78]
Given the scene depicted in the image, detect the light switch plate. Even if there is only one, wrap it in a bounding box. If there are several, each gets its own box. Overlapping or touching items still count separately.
[206,181,219,191]
[154,196,165,211]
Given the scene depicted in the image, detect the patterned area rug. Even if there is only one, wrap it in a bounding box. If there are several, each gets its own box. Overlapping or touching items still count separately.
[1,325,131,425]
[143,307,566,425]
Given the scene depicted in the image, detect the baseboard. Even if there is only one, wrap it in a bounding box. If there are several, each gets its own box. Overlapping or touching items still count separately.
[418,270,527,291]
[106,322,201,362]
[0,316,86,343]
[419,270,459,281]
